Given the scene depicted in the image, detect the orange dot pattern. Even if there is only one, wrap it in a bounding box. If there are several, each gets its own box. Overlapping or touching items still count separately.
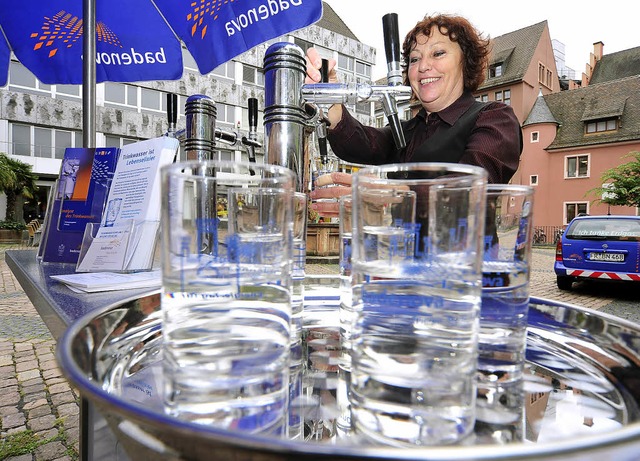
[187,0,235,38]
[30,10,123,58]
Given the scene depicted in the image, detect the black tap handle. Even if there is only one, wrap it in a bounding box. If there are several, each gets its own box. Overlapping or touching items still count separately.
[318,59,331,165]
[167,93,178,125]
[318,136,328,165]
[248,97,258,132]
[382,13,402,86]
[321,59,329,83]
[382,13,400,63]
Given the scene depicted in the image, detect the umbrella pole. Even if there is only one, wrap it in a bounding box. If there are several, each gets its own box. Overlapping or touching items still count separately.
[82,0,96,148]
[79,4,96,460]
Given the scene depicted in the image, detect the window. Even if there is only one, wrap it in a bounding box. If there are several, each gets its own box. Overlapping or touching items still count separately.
[338,53,354,72]
[503,89,511,105]
[11,123,31,156]
[104,135,137,148]
[8,60,79,100]
[8,61,51,94]
[538,63,553,89]
[104,83,166,114]
[293,37,313,55]
[494,89,511,105]
[54,131,72,159]
[530,175,538,186]
[104,82,131,106]
[531,131,539,143]
[213,148,235,162]
[480,94,488,102]
[216,103,236,126]
[585,118,618,134]
[489,63,503,78]
[375,114,385,128]
[565,202,588,224]
[141,88,164,113]
[355,101,371,116]
[212,61,235,80]
[355,60,371,79]
[10,123,81,158]
[565,154,589,178]
[403,108,412,121]
[182,48,198,72]
[242,64,264,86]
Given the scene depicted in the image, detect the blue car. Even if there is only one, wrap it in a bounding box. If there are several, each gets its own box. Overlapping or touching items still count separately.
[554,215,640,290]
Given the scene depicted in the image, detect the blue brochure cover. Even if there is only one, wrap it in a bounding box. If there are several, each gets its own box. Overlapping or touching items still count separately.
[41,147,119,264]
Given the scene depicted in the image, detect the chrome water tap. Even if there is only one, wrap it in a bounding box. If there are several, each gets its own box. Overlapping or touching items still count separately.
[263,13,411,192]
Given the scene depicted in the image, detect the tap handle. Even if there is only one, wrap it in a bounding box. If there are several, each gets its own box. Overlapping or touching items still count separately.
[248,97,258,134]
[215,128,238,145]
[382,13,402,86]
[317,58,331,164]
[321,58,330,83]
[166,92,178,135]
[388,112,404,150]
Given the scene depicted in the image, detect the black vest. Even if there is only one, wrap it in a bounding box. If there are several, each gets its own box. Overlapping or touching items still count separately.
[399,101,487,164]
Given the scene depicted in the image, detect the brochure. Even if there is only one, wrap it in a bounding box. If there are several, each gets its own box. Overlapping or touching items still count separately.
[41,147,119,264]
[51,270,161,293]
[75,136,179,272]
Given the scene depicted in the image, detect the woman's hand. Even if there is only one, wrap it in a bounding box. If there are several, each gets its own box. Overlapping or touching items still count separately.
[309,172,352,217]
[305,48,337,84]
[305,48,343,127]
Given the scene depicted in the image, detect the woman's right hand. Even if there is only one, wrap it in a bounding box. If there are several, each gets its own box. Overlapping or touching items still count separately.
[305,48,337,84]
[304,48,343,129]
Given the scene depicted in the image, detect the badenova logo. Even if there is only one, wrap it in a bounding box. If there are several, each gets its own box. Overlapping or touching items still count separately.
[30,10,167,65]
[185,0,306,38]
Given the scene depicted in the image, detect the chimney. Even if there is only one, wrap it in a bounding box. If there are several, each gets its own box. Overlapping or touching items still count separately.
[581,42,605,87]
[593,41,604,61]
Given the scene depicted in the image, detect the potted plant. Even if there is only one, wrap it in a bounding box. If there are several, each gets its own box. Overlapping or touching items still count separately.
[0,220,27,242]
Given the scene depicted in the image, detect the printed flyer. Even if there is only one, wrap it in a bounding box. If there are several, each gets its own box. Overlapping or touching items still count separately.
[76,136,179,272]
[41,147,119,264]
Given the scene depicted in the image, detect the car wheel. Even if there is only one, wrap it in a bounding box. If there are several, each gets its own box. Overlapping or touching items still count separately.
[557,276,573,291]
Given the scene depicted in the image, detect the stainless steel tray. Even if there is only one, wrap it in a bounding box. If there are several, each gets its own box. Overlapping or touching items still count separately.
[57,283,640,460]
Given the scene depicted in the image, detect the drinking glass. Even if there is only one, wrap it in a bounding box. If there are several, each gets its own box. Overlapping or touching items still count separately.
[349,162,487,446]
[476,184,535,443]
[160,160,295,435]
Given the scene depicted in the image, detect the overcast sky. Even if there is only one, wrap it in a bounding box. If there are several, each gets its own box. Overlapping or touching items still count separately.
[323,1,636,81]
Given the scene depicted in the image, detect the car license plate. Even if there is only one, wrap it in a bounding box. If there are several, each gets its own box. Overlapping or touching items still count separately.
[588,252,624,262]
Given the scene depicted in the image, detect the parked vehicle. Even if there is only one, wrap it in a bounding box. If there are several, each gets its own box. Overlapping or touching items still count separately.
[554,215,640,290]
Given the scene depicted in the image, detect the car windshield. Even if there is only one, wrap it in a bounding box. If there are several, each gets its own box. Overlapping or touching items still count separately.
[566,218,640,241]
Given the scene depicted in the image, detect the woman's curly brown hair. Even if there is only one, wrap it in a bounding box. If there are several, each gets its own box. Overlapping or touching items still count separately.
[401,14,491,92]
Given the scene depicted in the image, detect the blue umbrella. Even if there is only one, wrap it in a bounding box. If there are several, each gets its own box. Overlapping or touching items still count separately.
[0,29,8,86]
[0,0,322,84]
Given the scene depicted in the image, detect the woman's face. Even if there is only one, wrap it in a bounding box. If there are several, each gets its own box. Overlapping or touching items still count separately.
[407,26,465,113]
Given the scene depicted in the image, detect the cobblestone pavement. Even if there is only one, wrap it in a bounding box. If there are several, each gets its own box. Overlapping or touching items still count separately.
[0,244,637,460]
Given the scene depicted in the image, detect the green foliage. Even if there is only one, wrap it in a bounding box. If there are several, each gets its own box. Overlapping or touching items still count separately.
[0,152,39,222]
[0,430,42,458]
[588,152,640,208]
[0,220,27,230]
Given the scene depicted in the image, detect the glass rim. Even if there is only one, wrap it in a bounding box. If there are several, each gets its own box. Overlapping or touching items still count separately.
[354,162,487,183]
[486,184,535,195]
[161,159,296,181]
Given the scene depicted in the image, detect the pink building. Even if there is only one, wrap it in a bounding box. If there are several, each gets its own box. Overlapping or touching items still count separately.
[475,22,640,230]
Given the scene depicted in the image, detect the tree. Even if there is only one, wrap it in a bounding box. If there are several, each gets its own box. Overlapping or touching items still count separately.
[589,152,640,209]
[0,153,39,222]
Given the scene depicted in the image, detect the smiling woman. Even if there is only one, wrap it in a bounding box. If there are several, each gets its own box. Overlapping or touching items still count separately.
[305,12,522,219]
